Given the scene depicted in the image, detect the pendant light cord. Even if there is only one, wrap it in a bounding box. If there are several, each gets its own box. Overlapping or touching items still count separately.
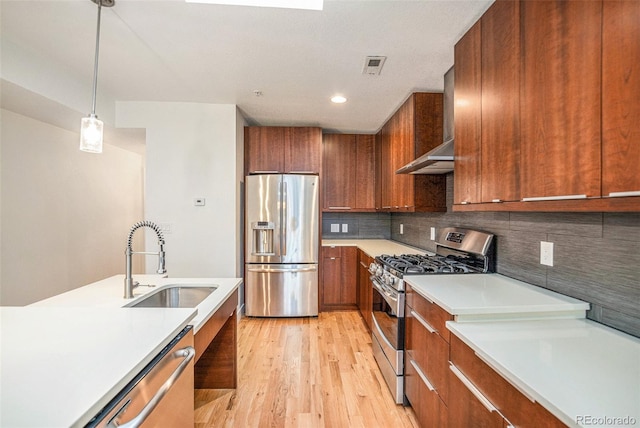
[90,2,102,116]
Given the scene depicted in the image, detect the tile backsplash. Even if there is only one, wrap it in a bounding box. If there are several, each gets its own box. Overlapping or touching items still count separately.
[322,176,640,338]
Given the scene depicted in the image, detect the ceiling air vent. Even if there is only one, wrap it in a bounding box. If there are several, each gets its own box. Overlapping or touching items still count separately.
[362,56,386,75]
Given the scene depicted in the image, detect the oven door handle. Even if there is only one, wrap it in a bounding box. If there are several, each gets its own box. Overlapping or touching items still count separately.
[371,277,398,307]
[371,312,397,352]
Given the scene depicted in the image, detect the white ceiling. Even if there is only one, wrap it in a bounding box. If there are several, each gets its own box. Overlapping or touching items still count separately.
[1,0,492,152]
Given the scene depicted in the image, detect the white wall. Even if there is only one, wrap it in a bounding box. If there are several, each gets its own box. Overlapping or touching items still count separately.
[116,102,244,278]
[0,109,144,305]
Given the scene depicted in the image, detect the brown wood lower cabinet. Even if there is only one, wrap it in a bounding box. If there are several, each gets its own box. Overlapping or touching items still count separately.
[356,249,374,331]
[194,289,238,389]
[449,335,566,428]
[405,355,448,428]
[321,246,357,310]
[405,285,452,428]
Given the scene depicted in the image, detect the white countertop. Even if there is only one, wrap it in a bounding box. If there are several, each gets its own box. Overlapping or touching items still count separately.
[322,239,428,258]
[405,273,589,321]
[1,274,243,427]
[0,306,196,427]
[447,319,640,427]
[30,275,243,333]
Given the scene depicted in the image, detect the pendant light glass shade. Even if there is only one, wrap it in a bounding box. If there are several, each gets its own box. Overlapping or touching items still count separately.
[80,114,104,153]
[80,0,113,153]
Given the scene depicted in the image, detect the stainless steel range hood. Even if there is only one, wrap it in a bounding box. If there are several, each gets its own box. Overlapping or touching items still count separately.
[396,138,454,175]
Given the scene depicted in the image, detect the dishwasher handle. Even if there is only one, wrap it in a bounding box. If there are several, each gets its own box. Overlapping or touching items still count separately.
[110,346,195,428]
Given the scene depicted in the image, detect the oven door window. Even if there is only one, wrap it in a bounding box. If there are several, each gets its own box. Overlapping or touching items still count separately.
[371,278,403,350]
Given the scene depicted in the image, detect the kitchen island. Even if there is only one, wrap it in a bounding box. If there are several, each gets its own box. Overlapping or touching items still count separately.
[1,275,242,427]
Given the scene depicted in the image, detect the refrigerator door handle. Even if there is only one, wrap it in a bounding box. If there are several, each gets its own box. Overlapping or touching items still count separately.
[247,266,318,273]
[281,179,287,256]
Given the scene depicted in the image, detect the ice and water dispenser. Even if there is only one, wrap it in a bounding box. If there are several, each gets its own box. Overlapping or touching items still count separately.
[251,221,275,255]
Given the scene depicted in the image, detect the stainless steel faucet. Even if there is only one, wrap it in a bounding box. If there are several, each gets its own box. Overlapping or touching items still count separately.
[124,221,166,298]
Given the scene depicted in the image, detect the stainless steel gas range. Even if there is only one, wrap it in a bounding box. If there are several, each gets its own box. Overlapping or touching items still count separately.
[368,227,495,404]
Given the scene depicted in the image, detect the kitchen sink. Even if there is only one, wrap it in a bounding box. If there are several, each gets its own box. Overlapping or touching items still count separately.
[129,285,217,308]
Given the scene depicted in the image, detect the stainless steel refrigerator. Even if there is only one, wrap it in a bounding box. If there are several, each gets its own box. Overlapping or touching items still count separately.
[245,174,319,317]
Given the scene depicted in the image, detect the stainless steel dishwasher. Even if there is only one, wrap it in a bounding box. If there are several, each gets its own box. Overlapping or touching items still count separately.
[85,326,195,428]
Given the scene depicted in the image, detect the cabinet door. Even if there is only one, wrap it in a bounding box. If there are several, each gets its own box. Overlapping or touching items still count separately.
[520,0,602,200]
[357,249,372,329]
[481,0,520,203]
[354,135,376,210]
[245,127,285,174]
[323,134,356,210]
[454,21,482,205]
[340,246,358,305]
[322,253,342,305]
[379,122,393,210]
[602,0,640,197]
[394,98,415,211]
[284,127,322,174]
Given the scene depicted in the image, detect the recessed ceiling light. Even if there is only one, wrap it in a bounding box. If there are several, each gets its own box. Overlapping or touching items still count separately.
[331,95,347,104]
[185,0,323,11]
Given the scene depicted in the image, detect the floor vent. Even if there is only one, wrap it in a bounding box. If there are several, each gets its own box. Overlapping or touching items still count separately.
[362,56,386,75]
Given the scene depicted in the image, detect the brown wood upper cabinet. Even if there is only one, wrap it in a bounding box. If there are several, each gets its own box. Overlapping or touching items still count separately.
[520,0,602,201]
[454,0,520,205]
[244,126,322,175]
[323,134,375,212]
[377,93,447,212]
[454,0,640,212]
[602,0,640,199]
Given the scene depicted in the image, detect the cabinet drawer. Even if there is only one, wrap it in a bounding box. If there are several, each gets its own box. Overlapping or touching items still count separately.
[450,335,566,427]
[448,361,505,428]
[406,284,453,343]
[405,357,448,428]
[406,308,450,404]
[322,246,342,258]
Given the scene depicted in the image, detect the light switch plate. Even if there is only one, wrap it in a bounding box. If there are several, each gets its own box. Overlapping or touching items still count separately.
[330,224,339,233]
[540,241,554,266]
[430,227,436,241]
[400,224,404,235]
[341,224,348,233]
[194,198,206,206]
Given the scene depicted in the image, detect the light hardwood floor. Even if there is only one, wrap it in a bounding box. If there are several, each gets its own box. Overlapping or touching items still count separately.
[194,311,419,428]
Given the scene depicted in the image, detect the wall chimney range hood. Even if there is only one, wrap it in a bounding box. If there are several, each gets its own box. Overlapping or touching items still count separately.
[396,138,454,175]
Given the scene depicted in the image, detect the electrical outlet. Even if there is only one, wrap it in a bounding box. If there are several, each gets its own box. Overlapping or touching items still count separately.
[158,223,172,234]
[330,224,339,233]
[341,224,348,233]
[400,224,404,235]
[430,227,436,241]
[194,198,206,206]
[540,241,554,266]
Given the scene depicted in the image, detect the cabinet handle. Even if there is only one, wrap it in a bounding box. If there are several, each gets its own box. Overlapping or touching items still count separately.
[382,206,392,209]
[328,206,352,210]
[609,190,640,198]
[410,310,437,334]
[360,261,368,268]
[250,170,280,174]
[449,364,497,413]
[409,359,435,391]
[288,171,316,174]
[491,199,502,203]
[522,194,587,202]
[460,201,470,205]
[473,351,536,403]
[329,257,337,260]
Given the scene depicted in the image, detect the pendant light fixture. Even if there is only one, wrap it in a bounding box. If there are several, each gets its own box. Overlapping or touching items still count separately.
[79,0,114,153]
